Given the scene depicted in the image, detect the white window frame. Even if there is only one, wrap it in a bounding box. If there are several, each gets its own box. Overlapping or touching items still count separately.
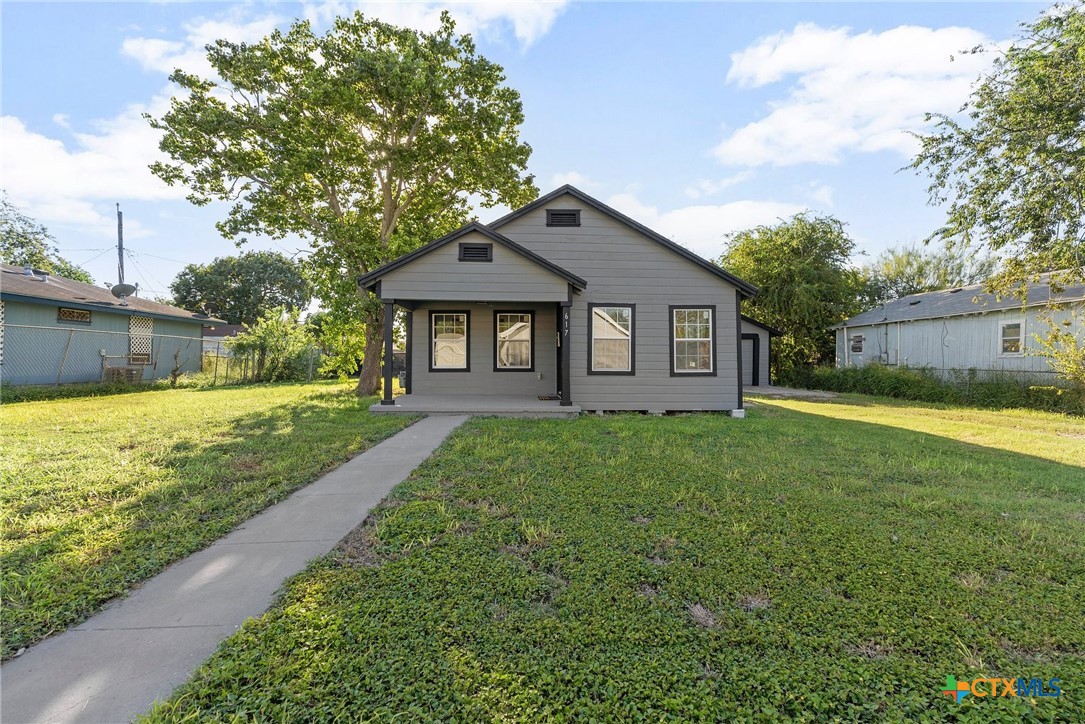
[671,307,715,375]
[430,311,469,371]
[589,304,634,374]
[495,312,533,371]
[999,319,1025,357]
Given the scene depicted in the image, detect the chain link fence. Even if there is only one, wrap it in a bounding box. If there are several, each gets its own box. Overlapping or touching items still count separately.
[1,324,323,388]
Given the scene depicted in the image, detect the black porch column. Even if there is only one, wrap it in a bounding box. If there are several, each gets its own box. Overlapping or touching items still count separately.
[560,300,572,406]
[404,308,413,394]
[381,301,395,405]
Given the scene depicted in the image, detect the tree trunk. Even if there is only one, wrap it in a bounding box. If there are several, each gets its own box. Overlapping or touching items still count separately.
[355,304,385,396]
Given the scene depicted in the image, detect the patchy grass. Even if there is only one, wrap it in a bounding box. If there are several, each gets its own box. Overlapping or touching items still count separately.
[146,398,1084,721]
[0,382,414,658]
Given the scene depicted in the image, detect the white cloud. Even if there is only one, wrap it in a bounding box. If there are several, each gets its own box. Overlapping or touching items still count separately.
[302,1,569,47]
[550,171,599,191]
[606,193,805,260]
[808,183,834,207]
[0,91,182,238]
[684,172,752,199]
[714,23,996,167]
[122,12,285,76]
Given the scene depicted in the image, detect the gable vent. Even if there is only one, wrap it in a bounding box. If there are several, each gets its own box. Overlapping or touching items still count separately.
[546,209,581,227]
[458,243,493,262]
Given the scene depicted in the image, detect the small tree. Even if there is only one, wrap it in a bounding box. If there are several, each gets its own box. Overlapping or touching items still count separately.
[226,308,315,382]
[862,243,998,305]
[719,213,867,376]
[0,192,93,284]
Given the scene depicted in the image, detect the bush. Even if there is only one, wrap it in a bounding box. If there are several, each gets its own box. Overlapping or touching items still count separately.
[781,363,1085,415]
[226,308,318,383]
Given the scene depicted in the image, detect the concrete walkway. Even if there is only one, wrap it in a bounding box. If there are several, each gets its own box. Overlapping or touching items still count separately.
[745,385,837,400]
[1,415,468,724]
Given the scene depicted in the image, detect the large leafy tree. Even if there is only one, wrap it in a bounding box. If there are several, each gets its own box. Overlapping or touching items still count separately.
[0,192,93,284]
[719,213,866,375]
[148,12,536,394]
[170,250,311,325]
[910,3,1085,290]
[862,243,998,305]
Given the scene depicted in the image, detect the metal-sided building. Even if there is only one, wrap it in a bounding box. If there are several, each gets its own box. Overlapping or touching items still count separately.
[1,263,216,385]
[835,275,1084,378]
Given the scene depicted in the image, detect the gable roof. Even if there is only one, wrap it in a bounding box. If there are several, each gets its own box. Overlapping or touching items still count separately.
[489,185,759,297]
[358,222,587,292]
[838,273,1085,328]
[1,263,221,324]
[741,314,783,336]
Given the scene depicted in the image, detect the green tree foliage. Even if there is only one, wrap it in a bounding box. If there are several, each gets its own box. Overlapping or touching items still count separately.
[147,12,536,394]
[910,3,1085,290]
[226,307,317,382]
[170,250,310,325]
[0,192,93,284]
[862,243,998,304]
[719,213,866,374]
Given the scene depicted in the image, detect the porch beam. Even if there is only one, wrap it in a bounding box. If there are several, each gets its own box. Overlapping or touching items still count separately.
[404,308,413,394]
[381,301,395,405]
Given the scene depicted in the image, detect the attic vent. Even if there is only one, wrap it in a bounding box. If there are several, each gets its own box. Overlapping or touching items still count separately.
[546,209,581,227]
[908,300,922,306]
[949,288,963,294]
[458,243,493,262]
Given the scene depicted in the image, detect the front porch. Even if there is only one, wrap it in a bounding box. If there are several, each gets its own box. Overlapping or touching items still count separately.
[370,394,580,419]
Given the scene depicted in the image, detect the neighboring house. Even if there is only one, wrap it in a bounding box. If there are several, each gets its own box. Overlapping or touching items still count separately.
[359,185,771,414]
[834,274,1085,376]
[1,263,219,385]
[203,323,245,356]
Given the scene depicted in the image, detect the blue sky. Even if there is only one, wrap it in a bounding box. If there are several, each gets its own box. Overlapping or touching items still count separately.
[1,1,1046,300]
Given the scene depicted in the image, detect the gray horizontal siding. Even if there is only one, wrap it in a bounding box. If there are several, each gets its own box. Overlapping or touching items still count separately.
[410,302,557,397]
[499,195,741,410]
[380,231,568,303]
[740,320,771,386]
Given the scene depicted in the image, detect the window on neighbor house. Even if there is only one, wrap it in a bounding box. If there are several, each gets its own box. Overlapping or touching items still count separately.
[851,335,864,354]
[590,305,633,373]
[1001,322,1023,355]
[671,307,714,374]
[495,312,532,370]
[431,312,469,370]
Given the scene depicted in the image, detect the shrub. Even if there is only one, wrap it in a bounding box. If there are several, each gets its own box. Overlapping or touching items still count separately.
[781,363,1084,415]
[226,308,318,383]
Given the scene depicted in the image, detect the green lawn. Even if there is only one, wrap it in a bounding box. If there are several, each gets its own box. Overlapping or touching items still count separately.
[0,382,414,658]
[145,397,1085,721]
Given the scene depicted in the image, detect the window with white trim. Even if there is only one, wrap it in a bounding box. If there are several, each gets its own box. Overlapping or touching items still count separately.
[495,312,532,369]
[1001,321,1023,355]
[431,312,468,370]
[129,316,153,364]
[590,305,633,372]
[672,307,714,373]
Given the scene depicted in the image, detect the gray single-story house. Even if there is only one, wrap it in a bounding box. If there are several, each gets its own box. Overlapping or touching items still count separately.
[834,273,1084,377]
[359,185,772,416]
[1,263,218,385]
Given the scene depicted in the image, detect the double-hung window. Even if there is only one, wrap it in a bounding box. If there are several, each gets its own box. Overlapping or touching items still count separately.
[1001,321,1023,355]
[430,311,469,370]
[495,312,533,370]
[589,304,634,374]
[671,306,715,375]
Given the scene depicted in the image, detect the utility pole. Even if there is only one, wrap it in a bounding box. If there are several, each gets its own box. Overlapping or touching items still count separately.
[116,203,125,285]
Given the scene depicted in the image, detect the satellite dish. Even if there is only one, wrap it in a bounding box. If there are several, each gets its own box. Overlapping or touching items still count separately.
[111,283,138,298]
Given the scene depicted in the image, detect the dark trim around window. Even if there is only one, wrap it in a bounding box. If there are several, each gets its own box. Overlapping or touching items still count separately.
[669,305,717,377]
[493,310,535,372]
[428,310,471,372]
[546,209,581,227]
[458,242,493,262]
[587,302,635,376]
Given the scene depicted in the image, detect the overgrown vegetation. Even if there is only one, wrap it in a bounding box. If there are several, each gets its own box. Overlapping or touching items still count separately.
[146,401,1084,721]
[0,382,414,658]
[782,363,1085,414]
[226,307,319,383]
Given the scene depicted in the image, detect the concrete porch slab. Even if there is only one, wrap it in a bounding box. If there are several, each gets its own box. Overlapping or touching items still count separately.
[371,394,581,418]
